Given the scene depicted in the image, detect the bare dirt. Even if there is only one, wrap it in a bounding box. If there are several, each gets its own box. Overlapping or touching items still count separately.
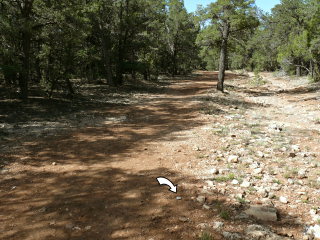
[0,71,320,240]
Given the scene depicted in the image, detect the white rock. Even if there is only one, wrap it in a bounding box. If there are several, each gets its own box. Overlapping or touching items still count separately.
[196,196,206,204]
[241,180,251,188]
[203,204,211,210]
[228,155,239,163]
[231,179,239,185]
[291,145,301,152]
[253,168,263,174]
[279,196,288,204]
[213,221,224,230]
[257,151,265,158]
[298,169,307,179]
[206,180,215,187]
[307,225,320,239]
[210,168,219,175]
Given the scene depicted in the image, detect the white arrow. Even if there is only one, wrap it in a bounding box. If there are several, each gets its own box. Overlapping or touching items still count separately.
[156,177,177,193]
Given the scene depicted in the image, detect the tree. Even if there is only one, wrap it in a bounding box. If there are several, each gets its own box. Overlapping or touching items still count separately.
[207,0,258,91]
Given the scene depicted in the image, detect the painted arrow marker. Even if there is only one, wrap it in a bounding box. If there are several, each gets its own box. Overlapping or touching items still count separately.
[156,177,177,193]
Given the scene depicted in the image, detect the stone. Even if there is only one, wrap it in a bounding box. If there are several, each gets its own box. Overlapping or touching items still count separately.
[232,179,239,185]
[246,224,283,240]
[179,217,189,222]
[210,168,219,175]
[257,151,265,158]
[241,180,251,188]
[84,226,92,231]
[253,168,263,175]
[244,205,278,222]
[279,196,288,204]
[176,196,182,200]
[203,204,211,210]
[307,225,320,239]
[298,169,307,179]
[52,162,57,166]
[196,196,206,204]
[257,188,269,198]
[213,221,224,230]
[228,155,239,163]
[222,232,242,240]
[206,180,215,187]
[291,145,301,152]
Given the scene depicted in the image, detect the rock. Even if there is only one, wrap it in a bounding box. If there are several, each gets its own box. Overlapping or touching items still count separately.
[222,232,242,240]
[257,188,269,198]
[241,180,251,188]
[52,162,57,166]
[298,169,307,179]
[203,204,211,210]
[287,179,294,185]
[257,151,265,158]
[235,212,249,220]
[244,205,278,222]
[179,217,189,222]
[254,168,263,175]
[291,145,301,152]
[228,155,239,163]
[307,225,320,239]
[196,196,206,204]
[232,179,239,185]
[206,180,215,187]
[84,226,92,231]
[176,196,182,200]
[279,196,288,204]
[213,221,224,230]
[246,224,284,240]
[219,168,230,174]
[210,168,219,175]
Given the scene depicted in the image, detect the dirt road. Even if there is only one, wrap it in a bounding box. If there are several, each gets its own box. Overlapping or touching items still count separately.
[1,72,319,240]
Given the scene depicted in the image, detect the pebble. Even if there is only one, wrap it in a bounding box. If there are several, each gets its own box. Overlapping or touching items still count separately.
[196,196,206,204]
[231,179,239,185]
[241,180,251,188]
[253,168,263,174]
[176,196,182,200]
[228,155,239,163]
[203,204,211,210]
[209,168,219,175]
[279,196,288,204]
[213,221,224,230]
[179,217,189,222]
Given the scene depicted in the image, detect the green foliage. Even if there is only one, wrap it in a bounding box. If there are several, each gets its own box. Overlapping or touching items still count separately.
[199,232,213,240]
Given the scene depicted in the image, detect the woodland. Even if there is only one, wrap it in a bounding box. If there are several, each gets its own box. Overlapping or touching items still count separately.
[1,0,319,99]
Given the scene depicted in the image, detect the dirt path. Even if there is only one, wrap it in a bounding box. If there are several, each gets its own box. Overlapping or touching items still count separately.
[1,72,320,240]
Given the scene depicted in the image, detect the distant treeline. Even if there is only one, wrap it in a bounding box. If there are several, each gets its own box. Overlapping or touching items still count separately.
[1,0,319,99]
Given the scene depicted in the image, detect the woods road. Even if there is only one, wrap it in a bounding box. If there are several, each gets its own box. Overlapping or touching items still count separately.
[1,72,320,240]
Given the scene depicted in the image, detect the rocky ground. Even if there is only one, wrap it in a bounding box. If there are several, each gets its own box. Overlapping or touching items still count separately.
[0,71,319,240]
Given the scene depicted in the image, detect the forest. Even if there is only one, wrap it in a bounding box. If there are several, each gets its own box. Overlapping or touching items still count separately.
[1,0,319,99]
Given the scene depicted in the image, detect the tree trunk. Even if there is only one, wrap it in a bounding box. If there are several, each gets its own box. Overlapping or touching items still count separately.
[19,1,34,100]
[102,34,114,86]
[217,21,230,92]
[296,66,301,77]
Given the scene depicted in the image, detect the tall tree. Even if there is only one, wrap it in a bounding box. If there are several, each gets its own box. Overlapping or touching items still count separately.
[207,0,258,92]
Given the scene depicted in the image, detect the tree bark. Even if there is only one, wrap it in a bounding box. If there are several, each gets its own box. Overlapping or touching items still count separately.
[217,21,230,92]
[19,0,34,99]
[102,34,114,86]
